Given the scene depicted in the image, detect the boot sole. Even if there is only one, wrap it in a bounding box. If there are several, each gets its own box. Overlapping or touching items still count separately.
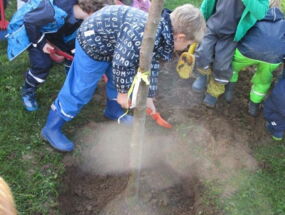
[203,102,216,108]
[192,86,206,93]
[24,106,39,112]
[224,94,233,103]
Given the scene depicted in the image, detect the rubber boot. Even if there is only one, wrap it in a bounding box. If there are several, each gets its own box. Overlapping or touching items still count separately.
[203,93,217,108]
[21,85,38,111]
[224,82,236,103]
[104,99,133,124]
[192,74,207,93]
[64,60,72,75]
[265,121,283,141]
[248,101,260,117]
[41,108,74,152]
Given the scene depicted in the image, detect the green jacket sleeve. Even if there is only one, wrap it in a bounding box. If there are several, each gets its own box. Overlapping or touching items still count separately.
[242,0,269,20]
[200,0,216,20]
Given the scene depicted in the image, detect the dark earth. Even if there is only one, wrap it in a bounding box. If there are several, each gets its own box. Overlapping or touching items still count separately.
[58,57,277,215]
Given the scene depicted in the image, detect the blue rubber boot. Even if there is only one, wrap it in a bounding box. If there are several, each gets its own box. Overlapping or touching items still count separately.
[224,82,236,103]
[21,86,39,111]
[41,108,74,152]
[192,74,207,93]
[203,93,218,108]
[104,99,133,124]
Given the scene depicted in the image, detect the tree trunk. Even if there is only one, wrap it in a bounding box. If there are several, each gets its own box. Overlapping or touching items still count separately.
[127,0,165,196]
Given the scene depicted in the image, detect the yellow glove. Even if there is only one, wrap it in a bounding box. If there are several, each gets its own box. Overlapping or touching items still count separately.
[176,43,197,79]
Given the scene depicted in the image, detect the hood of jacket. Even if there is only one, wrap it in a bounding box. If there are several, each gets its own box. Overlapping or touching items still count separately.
[262,7,284,22]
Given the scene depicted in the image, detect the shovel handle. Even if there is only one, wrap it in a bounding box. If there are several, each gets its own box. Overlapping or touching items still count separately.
[54,48,74,61]
[47,46,74,61]
[188,43,197,55]
[0,0,8,30]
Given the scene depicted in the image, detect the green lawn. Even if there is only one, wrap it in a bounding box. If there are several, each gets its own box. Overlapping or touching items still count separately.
[165,0,201,8]
[1,0,285,215]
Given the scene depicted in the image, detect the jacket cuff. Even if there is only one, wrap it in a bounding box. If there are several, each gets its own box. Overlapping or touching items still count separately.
[32,34,46,49]
[117,88,128,94]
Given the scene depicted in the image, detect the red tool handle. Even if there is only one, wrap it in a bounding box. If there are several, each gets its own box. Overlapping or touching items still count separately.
[53,48,74,61]
[47,45,109,83]
[48,47,74,61]
[0,0,8,30]
[0,0,5,29]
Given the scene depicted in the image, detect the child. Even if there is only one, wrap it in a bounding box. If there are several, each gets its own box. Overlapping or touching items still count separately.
[263,78,285,140]
[224,1,285,116]
[0,177,17,215]
[41,4,206,152]
[115,0,171,126]
[7,0,106,112]
[115,0,150,12]
[192,0,269,108]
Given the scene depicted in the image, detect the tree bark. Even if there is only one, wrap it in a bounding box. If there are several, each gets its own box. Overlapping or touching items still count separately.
[127,0,165,196]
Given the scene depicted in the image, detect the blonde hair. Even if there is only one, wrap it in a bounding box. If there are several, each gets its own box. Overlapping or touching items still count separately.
[170,4,206,42]
[0,177,17,215]
[270,0,281,8]
[78,0,106,14]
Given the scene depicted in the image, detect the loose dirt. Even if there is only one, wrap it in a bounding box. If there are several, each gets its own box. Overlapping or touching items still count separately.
[58,59,271,215]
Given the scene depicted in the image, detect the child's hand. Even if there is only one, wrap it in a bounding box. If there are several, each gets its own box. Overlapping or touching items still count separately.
[117,93,130,109]
[42,43,54,54]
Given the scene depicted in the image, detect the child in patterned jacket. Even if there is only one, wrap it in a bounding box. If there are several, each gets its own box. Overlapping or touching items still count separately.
[41,4,206,152]
[115,0,170,126]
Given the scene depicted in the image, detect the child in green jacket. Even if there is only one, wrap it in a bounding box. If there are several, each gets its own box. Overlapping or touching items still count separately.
[224,0,284,116]
[192,0,269,108]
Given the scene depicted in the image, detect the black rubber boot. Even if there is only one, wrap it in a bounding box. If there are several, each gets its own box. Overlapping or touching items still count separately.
[248,101,260,117]
[224,82,236,103]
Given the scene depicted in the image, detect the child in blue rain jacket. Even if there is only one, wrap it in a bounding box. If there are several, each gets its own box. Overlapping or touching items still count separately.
[41,4,206,152]
[264,78,285,140]
[7,0,105,112]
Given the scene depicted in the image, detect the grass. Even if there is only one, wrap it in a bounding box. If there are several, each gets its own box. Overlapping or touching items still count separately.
[0,1,69,214]
[203,144,285,215]
[223,144,285,215]
[165,0,201,8]
[1,0,285,215]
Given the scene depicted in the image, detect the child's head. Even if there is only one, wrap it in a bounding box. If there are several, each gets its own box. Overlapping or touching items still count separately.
[270,0,280,8]
[170,4,205,51]
[0,177,17,215]
[74,0,106,20]
[78,0,105,15]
